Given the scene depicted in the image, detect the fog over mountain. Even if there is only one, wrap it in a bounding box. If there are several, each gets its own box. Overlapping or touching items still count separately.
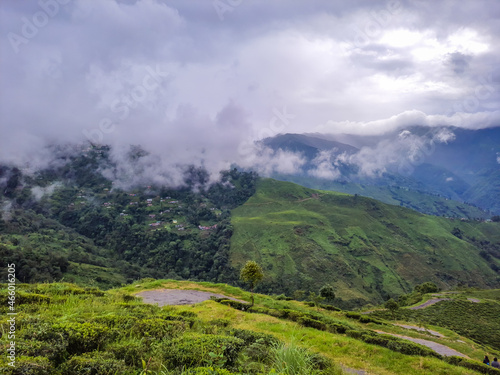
[1,0,499,185]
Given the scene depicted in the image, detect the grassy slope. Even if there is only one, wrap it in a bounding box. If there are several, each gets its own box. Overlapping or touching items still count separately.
[230,179,500,306]
[275,174,492,219]
[369,289,500,351]
[2,279,496,375]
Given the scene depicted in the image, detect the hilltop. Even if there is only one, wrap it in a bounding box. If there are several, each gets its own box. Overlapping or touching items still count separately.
[230,179,500,307]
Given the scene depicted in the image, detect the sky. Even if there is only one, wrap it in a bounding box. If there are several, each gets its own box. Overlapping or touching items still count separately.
[1,0,499,183]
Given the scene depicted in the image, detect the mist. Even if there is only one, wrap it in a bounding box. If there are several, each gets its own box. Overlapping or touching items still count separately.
[1,0,499,186]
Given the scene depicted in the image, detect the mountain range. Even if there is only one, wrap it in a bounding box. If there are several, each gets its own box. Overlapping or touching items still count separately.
[262,126,500,216]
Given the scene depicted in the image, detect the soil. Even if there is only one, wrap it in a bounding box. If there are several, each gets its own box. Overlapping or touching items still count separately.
[409,298,451,310]
[136,289,247,306]
[374,330,467,358]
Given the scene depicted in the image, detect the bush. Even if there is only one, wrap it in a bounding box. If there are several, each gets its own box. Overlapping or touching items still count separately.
[217,299,250,311]
[132,318,185,339]
[445,356,500,374]
[345,330,441,358]
[1,356,53,375]
[93,314,138,330]
[106,339,148,367]
[17,339,68,365]
[319,303,341,311]
[414,282,439,294]
[51,322,115,354]
[0,292,51,306]
[209,318,231,328]
[298,316,327,331]
[58,352,130,375]
[183,367,236,374]
[230,329,279,347]
[155,334,245,369]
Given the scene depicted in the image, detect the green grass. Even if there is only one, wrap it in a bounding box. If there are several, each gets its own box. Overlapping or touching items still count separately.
[229,179,500,307]
[2,280,500,374]
[274,174,492,219]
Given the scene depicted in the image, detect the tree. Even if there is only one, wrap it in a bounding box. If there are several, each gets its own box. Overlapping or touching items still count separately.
[308,292,325,310]
[414,282,439,294]
[384,298,399,319]
[319,284,335,304]
[240,261,264,307]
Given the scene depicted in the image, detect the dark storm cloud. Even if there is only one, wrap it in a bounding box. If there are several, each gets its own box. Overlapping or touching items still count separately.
[0,0,499,182]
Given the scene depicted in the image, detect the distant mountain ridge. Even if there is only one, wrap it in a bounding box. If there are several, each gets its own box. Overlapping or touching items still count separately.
[262,126,500,215]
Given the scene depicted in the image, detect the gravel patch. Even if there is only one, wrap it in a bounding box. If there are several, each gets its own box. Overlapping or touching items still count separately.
[467,298,480,303]
[409,298,451,310]
[394,323,444,338]
[137,289,247,306]
[374,331,467,358]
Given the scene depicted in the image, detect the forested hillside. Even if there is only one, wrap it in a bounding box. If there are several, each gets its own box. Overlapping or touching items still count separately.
[230,179,500,308]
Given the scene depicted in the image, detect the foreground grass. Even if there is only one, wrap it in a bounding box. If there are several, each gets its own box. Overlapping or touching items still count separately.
[0,280,497,374]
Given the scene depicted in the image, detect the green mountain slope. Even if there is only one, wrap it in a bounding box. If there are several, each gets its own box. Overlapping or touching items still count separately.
[230,179,500,308]
[273,173,492,219]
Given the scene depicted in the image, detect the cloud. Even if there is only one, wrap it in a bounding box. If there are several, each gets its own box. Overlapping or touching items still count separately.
[308,150,341,180]
[1,0,499,184]
[31,182,62,201]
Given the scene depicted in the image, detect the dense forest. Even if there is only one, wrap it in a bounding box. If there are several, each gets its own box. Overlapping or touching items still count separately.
[0,145,258,288]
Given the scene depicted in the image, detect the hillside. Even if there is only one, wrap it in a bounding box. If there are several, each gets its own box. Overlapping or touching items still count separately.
[264,127,500,215]
[274,173,491,219]
[230,179,500,308]
[2,280,500,374]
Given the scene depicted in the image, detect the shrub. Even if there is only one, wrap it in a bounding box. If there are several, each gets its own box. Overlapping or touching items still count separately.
[106,339,148,367]
[51,322,115,354]
[345,330,441,358]
[58,352,130,375]
[0,292,51,306]
[327,323,348,334]
[93,314,138,329]
[209,318,231,328]
[1,356,53,375]
[183,367,236,374]
[218,299,250,311]
[155,334,245,368]
[319,303,341,311]
[414,282,439,294]
[17,338,68,365]
[297,316,327,331]
[229,329,279,347]
[445,356,500,375]
[132,318,185,339]
[248,306,270,315]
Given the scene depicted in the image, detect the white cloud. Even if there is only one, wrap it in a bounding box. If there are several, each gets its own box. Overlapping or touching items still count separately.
[0,0,499,182]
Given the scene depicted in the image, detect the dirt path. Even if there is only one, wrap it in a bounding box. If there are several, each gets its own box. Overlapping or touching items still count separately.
[409,298,451,310]
[136,289,247,306]
[374,330,467,358]
[394,324,444,338]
